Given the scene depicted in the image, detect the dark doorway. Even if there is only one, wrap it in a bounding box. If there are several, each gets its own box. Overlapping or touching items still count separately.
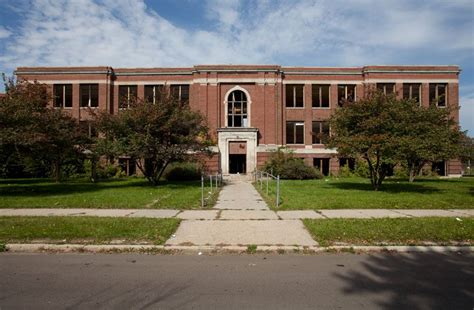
[432,161,446,176]
[229,154,246,174]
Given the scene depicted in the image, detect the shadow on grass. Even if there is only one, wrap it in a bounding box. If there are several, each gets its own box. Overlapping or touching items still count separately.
[335,251,473,309]
[329,181,441,194]
[0,178,201,198]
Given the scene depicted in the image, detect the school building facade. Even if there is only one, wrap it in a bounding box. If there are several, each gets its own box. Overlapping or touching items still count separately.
[14,65,462,177]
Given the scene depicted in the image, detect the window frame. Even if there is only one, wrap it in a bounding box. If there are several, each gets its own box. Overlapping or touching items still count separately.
[53,84,73,109]
[144,84,164,104]
[286,121,305,145]
[119,85,138,110]
[79,84,99,108]
[376,83,395,95]
[227,90,248,128]
[285,84,305,108]
[312,121,330,145]
[170,84,190,105]
[313,158,330,176]
[312,84,330,109]
[337,84,356,107]
[429,83,447,108]
[402,83,422,105]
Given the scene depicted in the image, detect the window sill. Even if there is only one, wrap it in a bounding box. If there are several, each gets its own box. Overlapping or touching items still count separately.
[54,107,73,109]
[80,107,99,109]
[312,107,331,110]
[285,107,305,109]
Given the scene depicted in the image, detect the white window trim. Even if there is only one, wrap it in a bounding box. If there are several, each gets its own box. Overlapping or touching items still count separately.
[223,86,252,128]
[286,121,305,145]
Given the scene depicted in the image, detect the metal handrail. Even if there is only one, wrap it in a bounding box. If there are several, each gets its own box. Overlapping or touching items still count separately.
[253,170,280,208]
[201,172,223,208]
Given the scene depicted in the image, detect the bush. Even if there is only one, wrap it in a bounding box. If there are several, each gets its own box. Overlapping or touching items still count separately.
[354,160,370,178]
[279,159,322,180]
[96,163,121,179]
[165,162,202,181]
[338,164,355,178]
[263,148,322,180]
[394,164,409,178]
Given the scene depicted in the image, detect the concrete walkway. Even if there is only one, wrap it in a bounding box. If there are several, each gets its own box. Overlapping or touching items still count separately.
[1,208,472,219]
[213,178,268,210]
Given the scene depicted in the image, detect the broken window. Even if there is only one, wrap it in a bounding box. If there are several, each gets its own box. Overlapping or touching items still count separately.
[312,121,330,144]
[429,83,447,107]
[170,85,190,104]
[337,85,356,107]
[403,83,421,105]
[286,84,304,108]
[312,85,330,108]
[144,85,164,104]
[227,90,248,128]
[286,121,304,144]
[313,158,330,176]
[53,84,72,108]
[80,84,99,108]
[376,83,395,95]
[119,85,137,109]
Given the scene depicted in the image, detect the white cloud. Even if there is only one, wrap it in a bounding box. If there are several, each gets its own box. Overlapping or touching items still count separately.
[0,26,11,39]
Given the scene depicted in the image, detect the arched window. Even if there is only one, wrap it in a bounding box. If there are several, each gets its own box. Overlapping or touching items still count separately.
[227,90,248,127]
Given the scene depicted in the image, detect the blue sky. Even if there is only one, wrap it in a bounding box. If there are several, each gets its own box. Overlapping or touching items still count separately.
[0,0,473,133]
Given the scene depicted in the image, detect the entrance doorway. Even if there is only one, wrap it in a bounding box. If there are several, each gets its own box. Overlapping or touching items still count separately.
[229,154,246,174]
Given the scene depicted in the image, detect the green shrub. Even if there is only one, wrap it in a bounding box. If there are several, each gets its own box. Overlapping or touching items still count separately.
[0,242,6,252]
[279,159,322,180]
[394,164,409,178]
[263,148,322,180]
[96,163,120,179]
[338,164,355,178]
[165,162,202,181]
[355,160,370,178]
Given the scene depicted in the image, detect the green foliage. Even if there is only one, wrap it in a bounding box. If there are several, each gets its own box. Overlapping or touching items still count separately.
[263,148,322,179]
[338,164,355,178]
[96,163,123,179]
[165,162,202,181]
[354,160,370,178]
[0,80,90,182]
[0,242,6,252]
[329,89,463,189]
[394,164,409,178]
[246,244,257,254]
[95,93,211,185]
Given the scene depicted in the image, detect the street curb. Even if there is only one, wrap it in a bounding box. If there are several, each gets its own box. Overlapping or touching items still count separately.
[3,244,473,255]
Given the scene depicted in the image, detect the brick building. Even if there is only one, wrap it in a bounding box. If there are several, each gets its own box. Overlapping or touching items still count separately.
[15,65,462,177]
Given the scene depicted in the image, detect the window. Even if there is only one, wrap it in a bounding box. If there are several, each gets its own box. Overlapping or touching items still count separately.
[312,85,330,108]
[313,158,330,176]
[286,84,304,108]
[429,83,447,107]
[337,85,356,106]
[80,84,99,108]
[376,83,395,95]
[227,90,248,127]
[144,85,163,104]
[53,84,72,108]
[170,85,189,104]
[286,121,304,144]
[312,121,330,144]
[403,83,421,105]
[119,85,137,109]
[79,121,97,138]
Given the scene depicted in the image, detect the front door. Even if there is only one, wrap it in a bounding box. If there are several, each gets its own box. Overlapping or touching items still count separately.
[229,154,246,173]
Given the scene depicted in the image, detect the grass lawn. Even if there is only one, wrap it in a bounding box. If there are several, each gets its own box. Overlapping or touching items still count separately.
[0,178,216,209]
[303,217,474,247]
[0,216,180,245]
[257,177,474,209]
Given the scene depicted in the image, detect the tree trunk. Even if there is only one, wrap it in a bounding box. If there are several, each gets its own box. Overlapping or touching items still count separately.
[408,162,416,182]
[52,160,61,183]
[90,158,97,183]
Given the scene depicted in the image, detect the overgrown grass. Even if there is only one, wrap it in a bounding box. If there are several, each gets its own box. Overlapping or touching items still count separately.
[303,217,474,247]
[0,178,216,209]
[257,177,474,209]
[0,216,180,245]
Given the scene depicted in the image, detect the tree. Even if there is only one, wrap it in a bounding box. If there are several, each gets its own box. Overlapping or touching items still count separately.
[328,90,399,190]
[393,101,462,182]
[95,90,211,185]
[459,133,474,175]
[0,80,87,181]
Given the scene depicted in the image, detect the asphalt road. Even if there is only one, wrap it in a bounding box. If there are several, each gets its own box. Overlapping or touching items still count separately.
[1,252,473,309]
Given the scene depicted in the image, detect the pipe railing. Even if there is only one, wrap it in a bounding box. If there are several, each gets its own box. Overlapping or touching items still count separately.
[201,172,224,208]
[253,170,280,208]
